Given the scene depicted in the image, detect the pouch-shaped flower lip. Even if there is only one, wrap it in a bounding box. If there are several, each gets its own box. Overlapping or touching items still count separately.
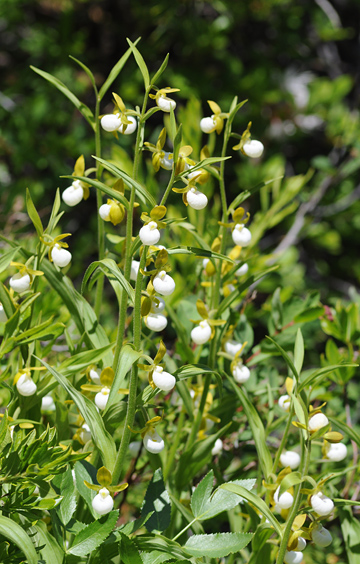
[152,271,175,296]
[191,320,212,345]
[242,139,264,158]
[92,487,114,515]
[51,244,72,268]
[139,221,161,246]
[232,224,252,247]
[152,365,176,392]
[143,428,165,453]
[62,180,84,206]
[145,313,168,332]
[9,273,31,293]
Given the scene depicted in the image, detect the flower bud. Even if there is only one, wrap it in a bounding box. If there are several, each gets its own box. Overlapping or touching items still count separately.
[310,492,334,516]
[296,538,306,551]
[151,297,166,313]
[325,442,347,462]
[152,366,176,392]
[62,180,84,206]
[232,363,251,383]
[92,487,114,515]
[99,203,111,221]
[79,423,92,444]
[101,113,122,132]
[94,387,110,411]
[235,263,249,277]
[139,221,161,246]
[41,395,55,412]
[274,486,294,510]
[157,95,176,112]
[284,551,303,564]
[278,394,291,412]
[9,273,31,293]
[308,413,329,432]
[143,429,165,453]
[232,224,252,247]
[51,244,72,268]
[224,339,243,357]
[187,188,208,210]
[153,271,175,296]
[191,320,212,345]
[16,374,37,396]
[0,303,7,323]
[145,313,168,332]
[311,526,332,547]
[118,115,137,135]
[130,260,140,281]
[160,152,173,170]
[200,116,217,133]
[211,438,223,456]
[280,450,301,470]
[242,140,264,158]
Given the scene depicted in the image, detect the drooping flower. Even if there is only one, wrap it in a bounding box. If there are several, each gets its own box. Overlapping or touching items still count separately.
[324,442,347,462]
[99,199,125,226]
[211,438,223,456]
[14,366,45,397]
[153,270,175,296]
[284,551,303,564]
[308,413,329,432]
[311,525,332,547]
[9,261,43,293]
[232,224,252,247]
[191,320,212,345]
[62,156,90,206]
[40,233,72,269]
[138,341,176,393]
[200,100,229,134]
[100,93,137,135]
[310,492,334,516]
[274,486,294,510]
[85,466,127,516]
[144,313,168,332]
[296,538,306,552]
[190,299,225,345]
[41,395,56,412]
[143,428,165,453]
[233,121,264,158]
[280,450,301,470]
[278,394,291,412]
[232,361,251,384]
[149,87,180,112]
[92,487,114,515]
[94,387,110,411]
[139,221,161,246]
[235,262,249,277]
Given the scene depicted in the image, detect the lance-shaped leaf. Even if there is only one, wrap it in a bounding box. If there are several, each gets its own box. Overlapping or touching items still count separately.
[0,515,38,564]
[184,532,253,558]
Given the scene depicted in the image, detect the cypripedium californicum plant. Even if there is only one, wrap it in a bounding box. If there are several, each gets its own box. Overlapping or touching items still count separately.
[232,121,264,158]
[144,128,174,172]
[138,341,176,392]
[200,100,229,134]
[190,299,226,345]
[9,260,44,293]
[149,86,179,112]
[62,155,90,206]
[81,366,128,410]
[129,416,165,454]
[85,466,128,515]
[100,93,137,135]
[40,233,72,268]
[14,366,46,396]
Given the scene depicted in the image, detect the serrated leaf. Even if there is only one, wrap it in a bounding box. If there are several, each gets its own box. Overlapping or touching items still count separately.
[142,469,171,533]
[119,533,143,564]
[184,532,253,558]
[69,510,118,555]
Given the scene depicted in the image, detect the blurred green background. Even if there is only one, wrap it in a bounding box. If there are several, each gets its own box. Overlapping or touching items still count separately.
[1,0,360,298]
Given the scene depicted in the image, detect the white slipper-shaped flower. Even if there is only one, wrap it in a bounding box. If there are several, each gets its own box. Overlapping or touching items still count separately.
[310,492,334,516]
[159,151,174,170]
[89,368,101,385]
[274,486,294,510]
[235,262,249,277]
[224,339,243,357]
[9,273,31,293]
[143,428,165,454]
[156,95,176,112]
[130,260,140,281]
[62,180,84,206]
[152,366,176,392]
[151,297,166,314]
[242,140,264,158]
[278,394,291,412]
[187,187,208,210]
[232,224,252,247]
[308,413,329,432]
[94,387,110,410]
[101,113,122,132]
[41,395,56,412]
[139,221,161,246]
[211,438,223,456]
[92,487,114,515]
[153,271,175,296]
[296,538,306,551]
[191,320,212,345]
[16,373,37,396]
[99,203,111,221]
[311,526,332,547]
[145,313,168,332]
[118,115,137,135]
[325,442,347,462]
[79,423,92,444]
[51,244,72,268]
[284,551,303,564]
[232,362,251,383]
[280,450,301,469]
[200,116,217,133]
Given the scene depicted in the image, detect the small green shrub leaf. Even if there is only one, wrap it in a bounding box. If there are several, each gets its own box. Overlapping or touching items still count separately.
[69,511,118,555]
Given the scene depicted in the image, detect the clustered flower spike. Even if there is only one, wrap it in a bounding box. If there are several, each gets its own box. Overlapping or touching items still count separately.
[149,87,180,112]
[232,121,264,158]
[84,466,128,516]
[138,340,176,393]
[9,261,44,293]
[200,100,229,135]
[100,93,137,135]
[62,155,90,207]
[40,233,72,268]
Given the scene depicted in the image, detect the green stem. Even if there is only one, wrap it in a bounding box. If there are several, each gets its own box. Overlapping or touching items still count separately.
[172,517,198,542]
[163,410,185,481]
[275,434,311,564]
[272,406,295,474]
[112,248,147,484]
[159,167,176,206]
[94,94,105,318]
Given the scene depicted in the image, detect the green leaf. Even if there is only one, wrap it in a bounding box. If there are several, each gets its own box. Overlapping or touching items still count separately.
[26,188,43,237]
[0,515,38,564]
[126,38,150,89]
[69,55,97,90]
[225,375,273,479]
[187,246,235,263]
[169,494,204,535]
[184,532,253,558]
[328,417,360,448]
[93,156,156,207]
[151,53,169,86]
[58,342,115,374]
[0,282,15,319]
[69,511,118,555]
[266,336,299,382]
[117,512,154,536]
[14,319,64,346]
[191,470,256,521]
[82,258,135,305]
[142,469,171,533]
[293,307,325,323]
[31,520,64,564]
[106,344,142,410]
[30,65,95,130]
[56,466,77,526]
[119,533,143,564]
[298,364,358,392]
[339,507,360,564]
[294,328,304,374]
[74,461,98,518]
[0,246,20,275]
[228,177,283,213]
[219,483,282,536]
[35,357,117,471]
[99,40,139,100]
